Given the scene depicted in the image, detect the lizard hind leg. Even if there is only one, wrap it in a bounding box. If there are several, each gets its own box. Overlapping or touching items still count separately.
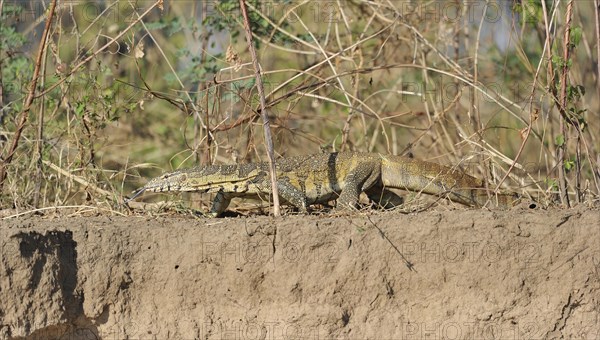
[365,187,404,209]
[336,183,361,210]
[336,164,380,210]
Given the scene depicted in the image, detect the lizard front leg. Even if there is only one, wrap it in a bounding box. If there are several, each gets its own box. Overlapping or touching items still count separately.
[209,190,233,217]
[276,178,309,213]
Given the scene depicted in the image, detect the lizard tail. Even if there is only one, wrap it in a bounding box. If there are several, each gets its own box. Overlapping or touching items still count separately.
[379,155,515,208]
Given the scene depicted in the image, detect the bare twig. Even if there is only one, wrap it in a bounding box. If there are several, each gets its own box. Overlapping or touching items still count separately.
[43,160,114,199]
[0,0,4,117]
[595,0,600,101]
[0,0,58,191]
[471,0,490,192]
[33,36,49,208]
[32,0,55,208]
[239,0,280,217]
[493,110,537,197]
[557,0,575,207]
[2,205,127,219]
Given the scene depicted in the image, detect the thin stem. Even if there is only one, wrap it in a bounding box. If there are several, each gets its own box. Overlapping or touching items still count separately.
[239,0,281,217]
[595,0,600,101]
[0,0,58,191]
[557,0,575,207]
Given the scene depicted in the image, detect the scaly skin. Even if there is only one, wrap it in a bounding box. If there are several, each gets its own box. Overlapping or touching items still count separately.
[127,152,517,216]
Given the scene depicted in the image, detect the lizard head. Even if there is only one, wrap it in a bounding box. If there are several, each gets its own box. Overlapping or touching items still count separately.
[124,163,261,204]
[144,172,184,192]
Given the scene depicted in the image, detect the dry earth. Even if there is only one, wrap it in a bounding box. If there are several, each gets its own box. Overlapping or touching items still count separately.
[1,206,599,339]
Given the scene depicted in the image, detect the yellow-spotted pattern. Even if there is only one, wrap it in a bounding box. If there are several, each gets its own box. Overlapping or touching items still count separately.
[127,152,518,216]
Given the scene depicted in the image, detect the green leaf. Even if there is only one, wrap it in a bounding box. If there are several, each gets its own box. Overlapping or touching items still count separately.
[566,84,585,102]
[145,20,169,31]
[564,159,575,172]
[570,26,582,47]
[545,178,558,191]
[551,55,562,67]
[166,18,182,36]
[75,102,86,117]
[554,135,565,147]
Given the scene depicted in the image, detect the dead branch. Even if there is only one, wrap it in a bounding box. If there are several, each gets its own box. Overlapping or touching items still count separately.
[239,0,281,217]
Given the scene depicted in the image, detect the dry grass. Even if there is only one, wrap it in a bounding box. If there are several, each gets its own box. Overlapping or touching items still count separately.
[0,0,598,215]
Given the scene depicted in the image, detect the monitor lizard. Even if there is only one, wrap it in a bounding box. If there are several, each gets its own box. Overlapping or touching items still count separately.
[126,152,518,216]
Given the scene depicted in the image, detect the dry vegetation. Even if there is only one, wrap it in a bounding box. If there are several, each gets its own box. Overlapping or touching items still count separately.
[0,0,598,216]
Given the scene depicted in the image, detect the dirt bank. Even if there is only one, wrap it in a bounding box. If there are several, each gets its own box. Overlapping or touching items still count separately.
[1,207,599,339]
